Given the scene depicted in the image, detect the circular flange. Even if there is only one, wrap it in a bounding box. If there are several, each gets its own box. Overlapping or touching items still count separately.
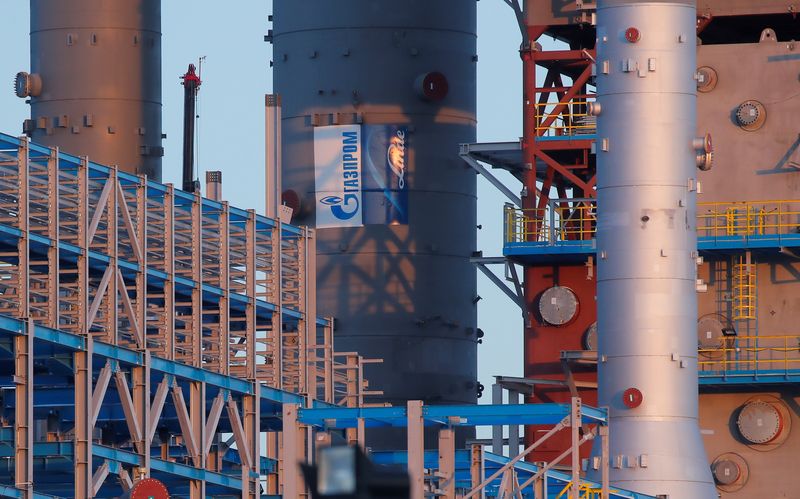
[696,66,718,92]
[711,452,749,492]
[415,72,449,102]
[735,100,766,131]
[14,72,41,98]
[697,316,726,351]
[622,388,643,409]
[737,400,782,444]
[713,458,740,485]
[538,286,578,326]
[583,322,597,351]
[625,27,641,43]
[127,478,169,499]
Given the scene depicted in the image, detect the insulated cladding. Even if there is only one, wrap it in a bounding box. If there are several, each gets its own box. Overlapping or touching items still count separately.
[272,0,478,447]
[24,0,163,180]
[592,0,716,497]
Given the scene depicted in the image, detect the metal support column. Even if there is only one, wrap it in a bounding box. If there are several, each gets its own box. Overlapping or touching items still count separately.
[74,337,93,498]
[600,424,610,498]
[470,444,485,499]
[492,384,503,455]
[438,423,456,499]
[133,355,150,476]
[189,381,206,498]
[407,401,424,499]
[570,397,581,498]
[508,390,520,457]
[243,384,261,498]
[14,319,34,497]
[282,404,304,499]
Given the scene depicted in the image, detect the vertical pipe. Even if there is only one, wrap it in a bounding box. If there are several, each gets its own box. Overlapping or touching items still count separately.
[265,95,282,220]
[593,1,715,497]
[26,0,163,180]
[181,65,201,193]
[206,171,222,202]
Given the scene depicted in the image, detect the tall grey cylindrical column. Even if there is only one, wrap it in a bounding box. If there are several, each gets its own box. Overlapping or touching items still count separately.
[272,0,478,447]
[593,1,715,497]
[21,1,163,180]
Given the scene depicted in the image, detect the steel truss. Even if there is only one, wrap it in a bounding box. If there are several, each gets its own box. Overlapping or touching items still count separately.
[286,398,655,499]
[0,133,378,498]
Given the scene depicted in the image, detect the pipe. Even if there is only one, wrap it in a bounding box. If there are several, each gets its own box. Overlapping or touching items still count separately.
[592,0,715,497]
[181,64,201,193]
[206,171,222,201]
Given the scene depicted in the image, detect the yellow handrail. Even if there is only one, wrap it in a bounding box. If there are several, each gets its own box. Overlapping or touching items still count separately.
[534,99,597,137]
[555,481,610,499]
[698,334,800,373]
[505,199,800,245]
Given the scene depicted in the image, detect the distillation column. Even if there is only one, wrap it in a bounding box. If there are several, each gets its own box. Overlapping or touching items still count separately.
[593,0,715,496]
[272,0,478,447]
[16,0,163,180]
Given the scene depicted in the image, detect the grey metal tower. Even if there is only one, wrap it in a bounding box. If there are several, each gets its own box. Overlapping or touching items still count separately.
[17,0,163,180]
[593,0,715,496]
[271,0,478,446]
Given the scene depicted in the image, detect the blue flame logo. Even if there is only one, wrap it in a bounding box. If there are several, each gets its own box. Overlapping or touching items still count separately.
[320,194,359,220]
[320,196,342,206]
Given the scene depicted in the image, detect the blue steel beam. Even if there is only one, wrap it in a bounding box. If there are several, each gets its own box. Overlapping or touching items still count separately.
[0,314,308,407]
[298,403,607,429]
[93,444,244,490]
[0,485,60,499]
[699,369,800,385]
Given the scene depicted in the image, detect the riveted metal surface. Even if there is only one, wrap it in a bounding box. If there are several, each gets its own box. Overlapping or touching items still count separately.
[538,286,579,326]
[583,322,598,351]
[712,458,741,486]
[128,478,169,499]
[737,400,782,444]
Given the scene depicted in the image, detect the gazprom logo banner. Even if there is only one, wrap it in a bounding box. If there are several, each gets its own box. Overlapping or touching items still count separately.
[314,125,364,228]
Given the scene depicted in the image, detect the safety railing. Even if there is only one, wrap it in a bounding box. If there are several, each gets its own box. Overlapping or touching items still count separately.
[697,200,800,241]
[698,334,800,377]
[506,199,800,247]
[534,99,597,137]
[556,482,617,499]
[505,199,596,245]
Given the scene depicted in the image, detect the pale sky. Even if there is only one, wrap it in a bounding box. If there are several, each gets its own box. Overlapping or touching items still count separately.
[0,1,527,409]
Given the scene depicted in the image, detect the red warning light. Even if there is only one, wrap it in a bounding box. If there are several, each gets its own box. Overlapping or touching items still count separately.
[623,387,643,408]
[625,27,641,43]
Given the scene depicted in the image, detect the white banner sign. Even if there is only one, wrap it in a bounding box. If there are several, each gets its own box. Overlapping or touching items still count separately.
[314,125,363,228]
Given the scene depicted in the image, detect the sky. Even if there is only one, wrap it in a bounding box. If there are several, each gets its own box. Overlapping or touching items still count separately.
[0,1,526,408]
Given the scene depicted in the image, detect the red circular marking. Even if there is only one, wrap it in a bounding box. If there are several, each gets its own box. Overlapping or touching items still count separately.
[422,72,449,101]
[281,189,301,213]
[625,27,641,43]
[130,478,169,499]
[623,388,643,408]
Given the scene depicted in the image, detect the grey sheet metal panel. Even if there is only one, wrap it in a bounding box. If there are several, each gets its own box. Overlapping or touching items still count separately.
[273,0,478,446]
[26,0,162,180]
[697,39,800,202]
[593,1,716,497]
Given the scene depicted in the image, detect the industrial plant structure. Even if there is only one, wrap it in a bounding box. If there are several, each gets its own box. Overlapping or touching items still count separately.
[1,0,798,497]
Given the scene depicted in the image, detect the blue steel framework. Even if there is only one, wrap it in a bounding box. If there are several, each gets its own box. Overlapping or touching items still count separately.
[0,133,379,498]
[288,400,655,499]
